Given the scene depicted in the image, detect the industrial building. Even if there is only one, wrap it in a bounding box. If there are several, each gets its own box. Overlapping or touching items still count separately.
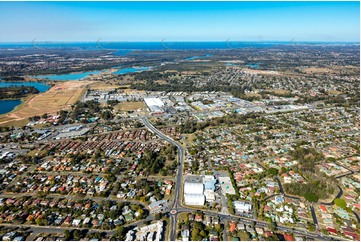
[144,97,165,113]
[184,194,205,206]
[184,180,205,206]
[184,182,204,195]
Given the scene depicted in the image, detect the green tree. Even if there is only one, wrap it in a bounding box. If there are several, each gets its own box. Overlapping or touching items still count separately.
[267,168,279,176]
[268,221,277,232]
[304,192,319,203]
[64,230,71,240]
[334,198,347,209]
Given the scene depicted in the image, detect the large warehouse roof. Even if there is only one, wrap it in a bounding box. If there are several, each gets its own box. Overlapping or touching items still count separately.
[184,182,204,195]
[184,194,205,206]
[144,97,165,112]
[144,97,164,107]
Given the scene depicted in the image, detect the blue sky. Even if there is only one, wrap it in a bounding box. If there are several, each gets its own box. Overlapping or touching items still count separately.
[0,1,359,42]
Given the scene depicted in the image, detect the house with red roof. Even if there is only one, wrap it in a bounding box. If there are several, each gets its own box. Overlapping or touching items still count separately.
[319,205,328,213]
[264,231,273,237]
[283,234,294,241]
[327,228,337,235]
[343,228,359,240]
[230,221,237,232]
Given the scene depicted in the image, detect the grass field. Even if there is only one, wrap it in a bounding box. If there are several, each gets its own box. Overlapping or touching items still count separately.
[244,92,262,98]
[154,80,168,85]
[264,89,291,95]
[327,90,343,95]
[0,81,91,127]
[114,101,145,111]
[88,82,122,90]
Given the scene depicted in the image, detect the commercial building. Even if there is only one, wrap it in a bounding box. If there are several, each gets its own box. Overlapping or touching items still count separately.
[218,176,236,195]
[148,199,168,213]
[233,201,253,213]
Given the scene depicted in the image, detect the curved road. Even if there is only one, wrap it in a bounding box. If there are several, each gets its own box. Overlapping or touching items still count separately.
[140,117,185,241]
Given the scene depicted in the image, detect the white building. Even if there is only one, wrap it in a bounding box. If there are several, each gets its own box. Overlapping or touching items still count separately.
[184,194,205,206]
[184,182,205,206]
[233,201,253,213]
[184,182,204,194]
[144,97,165,113]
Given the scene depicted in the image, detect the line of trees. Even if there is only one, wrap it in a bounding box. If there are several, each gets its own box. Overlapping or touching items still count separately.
[0,86,39,99]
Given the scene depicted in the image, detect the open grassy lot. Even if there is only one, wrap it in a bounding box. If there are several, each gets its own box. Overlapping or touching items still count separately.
[244,92,262,98]
[0,81,91,127]
[88,81,122,90]
[26,149,48,157]
[264,89,291,95]
[115,101,145,111]
[327,90,343,95]
[154,79,168,85]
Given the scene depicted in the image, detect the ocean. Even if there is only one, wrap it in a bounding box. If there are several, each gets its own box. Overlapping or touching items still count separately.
[0,41,357,51]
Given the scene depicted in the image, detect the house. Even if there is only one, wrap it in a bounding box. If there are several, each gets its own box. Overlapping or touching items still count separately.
[283,234,294,241]
[72,219,82,226]
[204,215,211,226]
[13,236,25,241]
[212,216,219,224]
[319,205,328,213]
[63,216,72,225]
[255,227,264,235]
[237,223,245,231]
[83,217,91,225]
[195,214,203,222]
[264,231,273,237]
[2,232,16,241]
[327,228,337,235]
[229,222,237,232]
[343,228,359,240]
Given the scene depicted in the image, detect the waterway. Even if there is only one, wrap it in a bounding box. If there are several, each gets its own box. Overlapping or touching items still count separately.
[0,82,51,92]
[184,54,213,60]
[114,66,152,75]
[245,63,259,69]
[33,70,101,81]
[0,99,22,115]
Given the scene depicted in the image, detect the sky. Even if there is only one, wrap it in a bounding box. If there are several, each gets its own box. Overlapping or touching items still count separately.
[0,1,359,42]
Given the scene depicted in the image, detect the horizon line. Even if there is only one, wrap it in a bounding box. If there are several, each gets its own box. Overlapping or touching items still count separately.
[0,40,360,44]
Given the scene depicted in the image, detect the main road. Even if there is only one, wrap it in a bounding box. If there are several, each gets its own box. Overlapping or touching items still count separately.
[140,117,185,241]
